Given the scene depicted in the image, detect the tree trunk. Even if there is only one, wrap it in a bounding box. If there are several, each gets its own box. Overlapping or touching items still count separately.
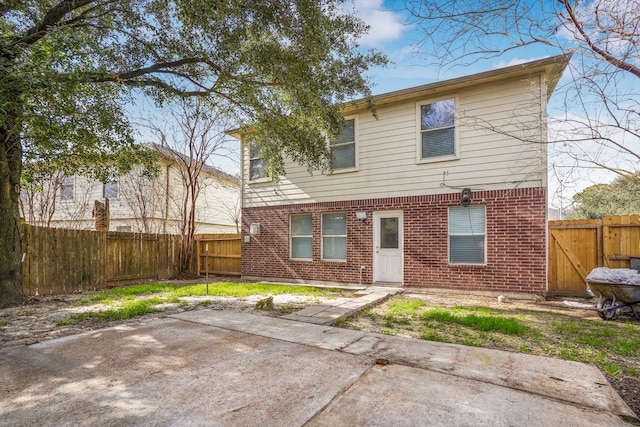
[0,112,25,307]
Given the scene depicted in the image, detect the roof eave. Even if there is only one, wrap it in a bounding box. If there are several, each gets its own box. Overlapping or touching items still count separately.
[342,53,572,115]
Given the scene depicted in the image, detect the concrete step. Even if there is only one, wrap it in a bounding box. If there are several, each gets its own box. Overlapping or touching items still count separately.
[281,289,398,325]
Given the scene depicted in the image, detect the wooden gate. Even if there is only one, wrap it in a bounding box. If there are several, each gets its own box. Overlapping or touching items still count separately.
[195,234,241,276]
[548,215,640,295]
[548,219,602,295]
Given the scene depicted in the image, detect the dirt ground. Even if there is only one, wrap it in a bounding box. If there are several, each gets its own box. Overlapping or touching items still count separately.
[1,287,638,417]
[0,293,304,349]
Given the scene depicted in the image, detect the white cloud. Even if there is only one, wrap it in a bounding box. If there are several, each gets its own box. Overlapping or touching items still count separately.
[345,0,406,47]
[390,43,422,62]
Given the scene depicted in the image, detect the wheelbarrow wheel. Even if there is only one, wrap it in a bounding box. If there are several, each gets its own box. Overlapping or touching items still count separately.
[597,298,618,321]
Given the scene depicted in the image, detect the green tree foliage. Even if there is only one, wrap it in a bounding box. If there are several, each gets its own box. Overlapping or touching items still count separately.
[565,176,640,219]
[0,0,386,306]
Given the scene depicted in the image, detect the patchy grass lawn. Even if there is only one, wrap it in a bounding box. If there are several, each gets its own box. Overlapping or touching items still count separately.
[80,281,344,302]
[62,281,350,324]
[1,280,354,348]
[342,293,640,416]
[345,295,640,378]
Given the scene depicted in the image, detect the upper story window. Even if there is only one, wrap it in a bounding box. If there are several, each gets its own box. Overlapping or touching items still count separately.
[249,142,268,181]
[418,98,456,161]
[330,118,356,170]
[449,205,486,264]
[61,176,74,200]
[103,181,118,199]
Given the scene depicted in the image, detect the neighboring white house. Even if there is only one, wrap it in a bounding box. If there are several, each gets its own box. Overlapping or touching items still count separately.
[234,55,570,294]
[20,144,240,234]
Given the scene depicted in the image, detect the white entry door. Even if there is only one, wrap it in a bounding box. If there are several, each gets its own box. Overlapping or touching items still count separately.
[373,211,403,283]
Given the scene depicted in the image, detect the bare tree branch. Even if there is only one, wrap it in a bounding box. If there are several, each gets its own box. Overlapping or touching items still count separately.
[145,99,237,271]
[559,0,640,78]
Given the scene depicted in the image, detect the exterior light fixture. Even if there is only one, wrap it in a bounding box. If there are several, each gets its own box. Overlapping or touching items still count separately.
[460,188,472,207]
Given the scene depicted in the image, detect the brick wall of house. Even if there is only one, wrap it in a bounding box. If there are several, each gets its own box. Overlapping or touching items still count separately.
[241,187,547,294]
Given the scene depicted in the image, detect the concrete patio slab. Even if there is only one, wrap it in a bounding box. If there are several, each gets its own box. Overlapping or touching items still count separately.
[1,311,637,427]
[291,305,333,316]
[175,310,367,351]
[307,364,631,427]
[0,318,369,427]
[342,333,631,416]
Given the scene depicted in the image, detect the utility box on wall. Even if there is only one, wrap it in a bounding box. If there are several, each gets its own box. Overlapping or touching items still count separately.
[250,223,260,235]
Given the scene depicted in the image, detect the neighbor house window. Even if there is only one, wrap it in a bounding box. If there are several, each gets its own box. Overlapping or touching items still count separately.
[103,181,118,199]
[291,214,312,260]
[249,142,267,181]
[322,212,346,260]
[449,205,486,264]
[330,118,356,170]
[419,98,456,160]
[61,176,74,200]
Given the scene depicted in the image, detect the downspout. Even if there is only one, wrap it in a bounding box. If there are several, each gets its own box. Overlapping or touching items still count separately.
[540,72,550,297]
[163,163,172,234]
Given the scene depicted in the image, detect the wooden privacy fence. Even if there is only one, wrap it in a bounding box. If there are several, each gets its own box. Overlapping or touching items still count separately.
[105,231,182,283]
[21,224,183,296]
[195,234,241,277]
[548,215,640,295]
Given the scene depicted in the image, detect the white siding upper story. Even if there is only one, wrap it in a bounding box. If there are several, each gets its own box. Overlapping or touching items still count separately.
[239,55,569,208]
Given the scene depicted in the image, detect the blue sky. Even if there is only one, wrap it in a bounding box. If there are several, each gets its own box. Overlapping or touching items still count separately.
[350,0,638,214]
[350,0,557,92]
[344,0,625,212]
[133,0,627,213]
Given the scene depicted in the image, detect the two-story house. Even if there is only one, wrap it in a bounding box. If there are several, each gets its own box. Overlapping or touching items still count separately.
[234,55,570,294]
[20,144,240,234]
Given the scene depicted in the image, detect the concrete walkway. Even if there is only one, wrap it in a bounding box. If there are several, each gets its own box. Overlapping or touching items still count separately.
[2,309,637,426]
[280,286,399,325]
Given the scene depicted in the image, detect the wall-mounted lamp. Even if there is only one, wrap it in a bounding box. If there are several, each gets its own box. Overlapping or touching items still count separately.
[460,188,472,207]
[355,211,367,222]
[250,223,261,235]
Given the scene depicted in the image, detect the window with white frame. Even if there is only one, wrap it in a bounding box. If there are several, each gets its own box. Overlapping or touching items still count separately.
[61,176,74,200]
[322,212,346,260]
[291,214,312,260]
[449,205,486,264]
[249,142,267,181]
[330,118,356,170]
[103,181,118,199]
[419,98,456,160]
